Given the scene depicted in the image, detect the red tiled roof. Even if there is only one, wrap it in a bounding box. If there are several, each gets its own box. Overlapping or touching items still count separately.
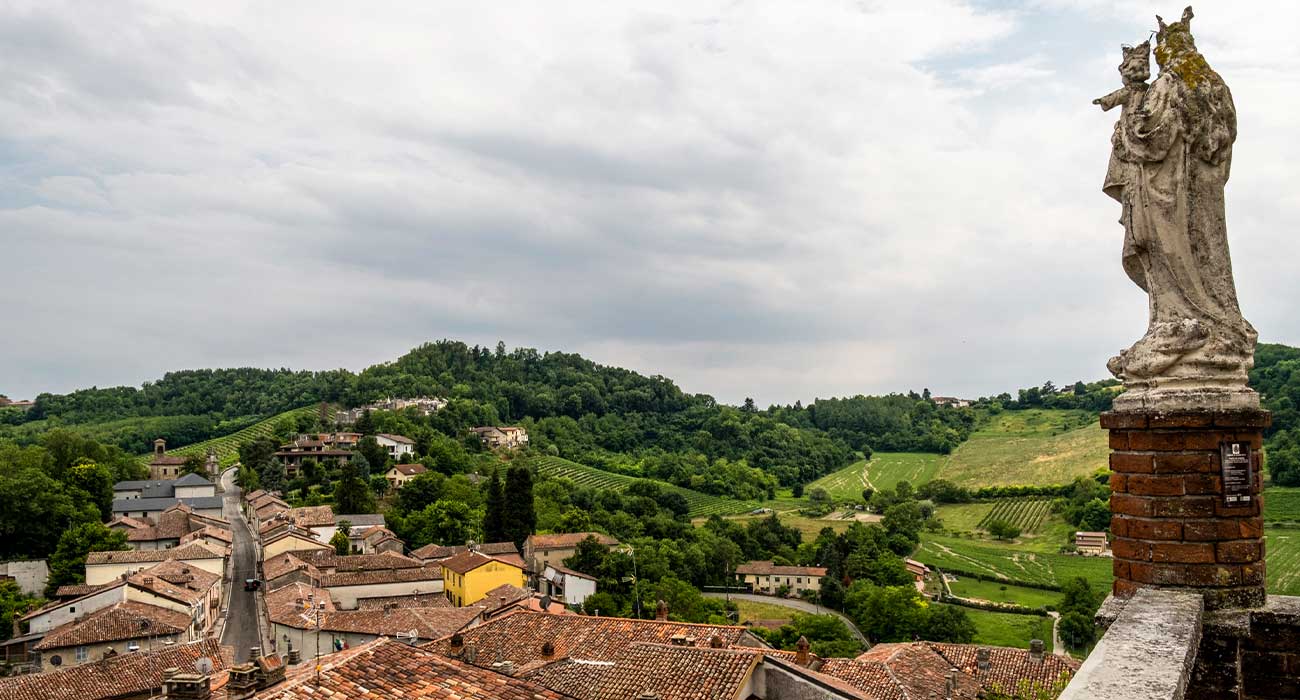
[250,638,574,699]
[929,642,1079,696]
[321,565,443,588]
[277,606,483,640]
[376,433,415,444]
[735,560,828,577]
[527,533,619,551]
[429,610,753,672]
[440,550,525,575]
[389,463,428,476]
[410,541,519,561]
[34,601,190,650]
[356,593,452,610]
[53,583,111,599]
[286,505,336,527]
[524,642,761,700]
[85,542,222,565]
[293,550,422,572]
[264,553,321,583]
[0,638,231,700]
[127,558,220,605]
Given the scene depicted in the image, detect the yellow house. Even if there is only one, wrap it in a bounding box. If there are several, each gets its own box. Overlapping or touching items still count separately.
[440,550,526,607]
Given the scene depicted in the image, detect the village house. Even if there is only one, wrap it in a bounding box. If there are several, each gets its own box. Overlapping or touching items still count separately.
[384,462,427,489]
[471,425,529,449]
[29,601,192,672]
[288,550,423,576]
[263,552,322,591]
[524,532,619,575]
[266,582,484,659]
[83,543,225,586]
[260,530,331,560]
[335,397,446,424]
[905,558,930,592]
[110,474,222,520]
[0,559,49,597]
[346,525,403,555]
[931,396,972,408]
[123,559,223,635]
[146,439,189,480]
[1075,531,1109,556]
[373,433,416,460]
[273,437,353,476]
[440,550,527,607]
[734,561,827,596]
[476,583,571,620]
[541,563,597,607]
[107,502,230,551]
[0,637,229,700]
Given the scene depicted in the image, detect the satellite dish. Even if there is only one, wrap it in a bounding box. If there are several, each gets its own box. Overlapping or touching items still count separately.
[49,655,62,666]
[195,657,214,674]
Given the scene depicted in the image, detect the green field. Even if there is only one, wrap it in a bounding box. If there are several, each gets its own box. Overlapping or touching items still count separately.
[913,534,1113,591]
[735,599,796,625]
[806,453,945,501]
[945,578,1062,609]
[806,459,872,501]
[1267,528,1300,596]
[978,499,1052,534]
[936,409,1108,487]
[528,455,757,517]
[934,603,1053,649]
[137,406,316,468]
[1264,487,1300,524]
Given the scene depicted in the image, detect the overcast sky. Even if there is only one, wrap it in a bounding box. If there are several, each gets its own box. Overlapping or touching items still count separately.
[3,1,1298,407]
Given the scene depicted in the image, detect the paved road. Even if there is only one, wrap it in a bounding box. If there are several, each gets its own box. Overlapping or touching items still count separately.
[220,467,264,662]
[702,592,869,645]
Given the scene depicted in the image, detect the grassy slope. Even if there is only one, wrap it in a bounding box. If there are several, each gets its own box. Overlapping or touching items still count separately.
[913,534,1114,591]
[1265,487,1300,523]
[136,406,316,468]
[735,599,796,625]
[945,578,1063,609]
[806,453,944,501]
[936,409,1108,487]
[934,603,1053,650]
[1267,528,1300,596]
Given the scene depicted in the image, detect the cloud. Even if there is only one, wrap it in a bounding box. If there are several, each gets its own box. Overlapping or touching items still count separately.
[1,0,1297,407]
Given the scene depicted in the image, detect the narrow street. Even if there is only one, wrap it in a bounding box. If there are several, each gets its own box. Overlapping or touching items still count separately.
[220,467,265,662]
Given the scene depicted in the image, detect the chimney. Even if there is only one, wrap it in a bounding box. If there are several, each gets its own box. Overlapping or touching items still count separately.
[1029,639,1044,661]
[655,599,668,621]
[669,634,688,646]
[226,663,258,700]
[709,635,724,649]
[946,670,958,700]
[795,636,811,667]
[492,660,515,676]
[161,671,211,700]
[287,643,301,665]
[249,646,261,660]
[541,640,555,658]
[976,647,990,672]
[449,633,464,652]
[163,667,180,680]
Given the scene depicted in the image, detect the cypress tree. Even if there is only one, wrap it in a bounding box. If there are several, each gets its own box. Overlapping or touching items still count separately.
[483,469,506,543]
[503,466,536,548]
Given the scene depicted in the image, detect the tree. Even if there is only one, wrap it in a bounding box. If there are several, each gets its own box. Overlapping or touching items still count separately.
[46,522,128,596]
[65,460,114,521]
[503,466,536,548]
[369,474,390,498]
[1058,611,1097,649]
[355,438,386,476]
[180,454,207,477]
[334,463,376,514]
[1078,499,1111,532]
[924,604,977,643]
[259,460,287,494]
[0,580,43,642]
[581,591,623,617]
[482,469,506,543]
[792,483,804,498]
[354,409,375,436]
[0,464,97,559]
[564,535,610,576]
[844,582,929,643]
[819,576,845,610]
[406,501,481,549]
[986,519,1022,541]
[330,530,351,555]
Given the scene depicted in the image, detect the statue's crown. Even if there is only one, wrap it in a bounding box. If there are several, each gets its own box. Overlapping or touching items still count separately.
[1156,6,1194,42]
[1123,40,1150,60]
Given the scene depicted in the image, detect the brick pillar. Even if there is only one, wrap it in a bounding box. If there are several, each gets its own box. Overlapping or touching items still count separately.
[1103,410,1269,610]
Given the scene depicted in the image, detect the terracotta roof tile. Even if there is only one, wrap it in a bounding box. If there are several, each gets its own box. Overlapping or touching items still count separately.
[389,463,427,475]
[286,505,336,527]
[357,593,452,610]
[251,638,574,699]
[0,638,231,700]
[429,611,753,671]
[523,642,761,700]
[929,642,1079,696]
[85,542,222,565]
[294,550,422,572]
[127,558,221,605]
[440,550,525,575]
[321,565,443,588]
[34,601,190,650]
[410,541,519,561]
[264,553,321,583]
[53,583,111,599]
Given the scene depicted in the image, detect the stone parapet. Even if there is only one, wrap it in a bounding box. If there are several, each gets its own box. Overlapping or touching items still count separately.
[1102,410,1269,610]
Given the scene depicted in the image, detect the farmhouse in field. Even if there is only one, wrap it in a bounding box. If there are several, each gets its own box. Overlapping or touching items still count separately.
[735,561,827,596]
[471,425,529,449]
[1074,531,1109,556]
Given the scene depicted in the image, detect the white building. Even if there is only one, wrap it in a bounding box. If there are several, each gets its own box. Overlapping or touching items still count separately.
[374,434,416,460]
[541,564,597,607]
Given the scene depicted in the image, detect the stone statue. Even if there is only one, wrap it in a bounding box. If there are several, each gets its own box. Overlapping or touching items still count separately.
[1096,6,1257,412]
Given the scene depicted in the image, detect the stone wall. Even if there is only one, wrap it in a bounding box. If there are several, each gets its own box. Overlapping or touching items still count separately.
[1190,596,1300,699]
[0,559,48,597]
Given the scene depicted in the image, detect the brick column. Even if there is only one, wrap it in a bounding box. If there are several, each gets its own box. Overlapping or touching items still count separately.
[1103,410,1269,610]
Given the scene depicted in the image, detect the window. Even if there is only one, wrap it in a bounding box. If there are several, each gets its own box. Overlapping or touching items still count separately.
[75,646,88,662]
[69,606,75,614]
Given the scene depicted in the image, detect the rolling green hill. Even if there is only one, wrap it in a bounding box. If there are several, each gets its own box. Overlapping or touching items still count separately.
[525,455,759,517]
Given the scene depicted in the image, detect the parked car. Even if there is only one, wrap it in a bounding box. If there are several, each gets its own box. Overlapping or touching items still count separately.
[244,578,261,591]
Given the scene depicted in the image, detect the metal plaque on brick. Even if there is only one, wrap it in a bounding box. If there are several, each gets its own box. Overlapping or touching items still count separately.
[1220,441,1253,506]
